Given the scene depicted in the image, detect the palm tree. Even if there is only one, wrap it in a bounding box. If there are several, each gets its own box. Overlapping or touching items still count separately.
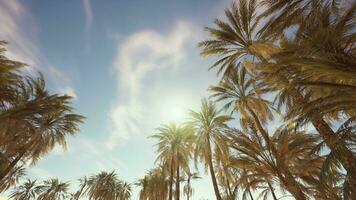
[36,178,70,200]
[136,166,169,200]
[199,0,356,188]
[72,177,88,200]
[118,181,131,200]
[0,42,84,183]
[82,170,131,200]
[0,165,25,192]
[198,0,275,75]
[151,123,195,200]
[227,125,326,200]
[188,99,232,200]
[9,179,38,200]
[183,172,200,200]
[209,67,273,143]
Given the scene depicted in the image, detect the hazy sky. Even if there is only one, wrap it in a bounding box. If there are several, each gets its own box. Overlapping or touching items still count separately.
[0,0,232,199]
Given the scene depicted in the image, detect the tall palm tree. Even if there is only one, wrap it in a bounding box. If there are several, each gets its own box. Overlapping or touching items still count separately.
[199,0,356,187]
[151,123,195,200]
[188,99,232,200]
[36,178,70,200]
[183,172,200,200]
[9,179,39,200]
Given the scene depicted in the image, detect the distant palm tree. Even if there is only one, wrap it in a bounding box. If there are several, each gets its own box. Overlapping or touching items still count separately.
[183,172,200,200]
[72,177,88,200]
[119,181,132,200]
[10,179,38,200]
[84,171,130,200]
[151,123,195,200]
[137,166,169,200]
[188,99,232,200]
[36,178,70,200]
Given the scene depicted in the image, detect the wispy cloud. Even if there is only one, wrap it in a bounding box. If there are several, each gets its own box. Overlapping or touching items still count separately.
[0,0,77,98]
[108,21,200,149]
[0,0,40,67]
[82,0,93,31]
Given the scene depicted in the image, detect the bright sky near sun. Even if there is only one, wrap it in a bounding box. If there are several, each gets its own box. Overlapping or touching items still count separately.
[0,0,233,199]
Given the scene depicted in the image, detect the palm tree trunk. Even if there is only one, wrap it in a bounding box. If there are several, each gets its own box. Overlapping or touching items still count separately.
[248,189,254,200]
[169,157,174,200]
[0,151,25,182]
[267,181,278,200]
[175,158,180,200]
[224,167,233,199]
[207,140,223,200]
[186,177,190,200]
[290,89,356,183]
[246,105,270,144]
[278,170,306,200]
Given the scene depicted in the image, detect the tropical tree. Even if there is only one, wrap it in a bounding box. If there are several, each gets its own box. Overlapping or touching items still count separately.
[199,0,356,192]
[188,99,232,200]
[83,171,131,200]
[9,179,38,200]
[119,181,132,200]
[183,171,200,200]
[209,67,273,143]
[151,123,195,200]
[36,178,70,200]
[72,177,88,200]
[0,42,85,184]
[0,165,25,193]
[227,125,328,200]
[136,166,169,200]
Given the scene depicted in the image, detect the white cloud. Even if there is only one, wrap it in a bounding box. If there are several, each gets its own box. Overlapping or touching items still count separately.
[82,0,93,31]
[0,0,40,68]
[108,21,200,149]
[0,0,77,98]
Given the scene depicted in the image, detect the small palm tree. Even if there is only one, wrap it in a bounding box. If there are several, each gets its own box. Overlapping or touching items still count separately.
[36,178,70,200]
[72,176,88,200]
[183,172,200,200]
[84,170,130,200]
[188,99,232,200]
[136,166,169,200]
[10,179,39,200]
[119,181,131,200]
[151,123,195,200]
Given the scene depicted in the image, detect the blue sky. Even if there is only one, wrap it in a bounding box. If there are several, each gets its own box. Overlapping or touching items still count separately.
[0,0,233,199]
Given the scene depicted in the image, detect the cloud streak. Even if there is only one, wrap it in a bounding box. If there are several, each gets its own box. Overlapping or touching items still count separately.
[108,21,200,149]
[82,0,93,31]
[0,0,77,99]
